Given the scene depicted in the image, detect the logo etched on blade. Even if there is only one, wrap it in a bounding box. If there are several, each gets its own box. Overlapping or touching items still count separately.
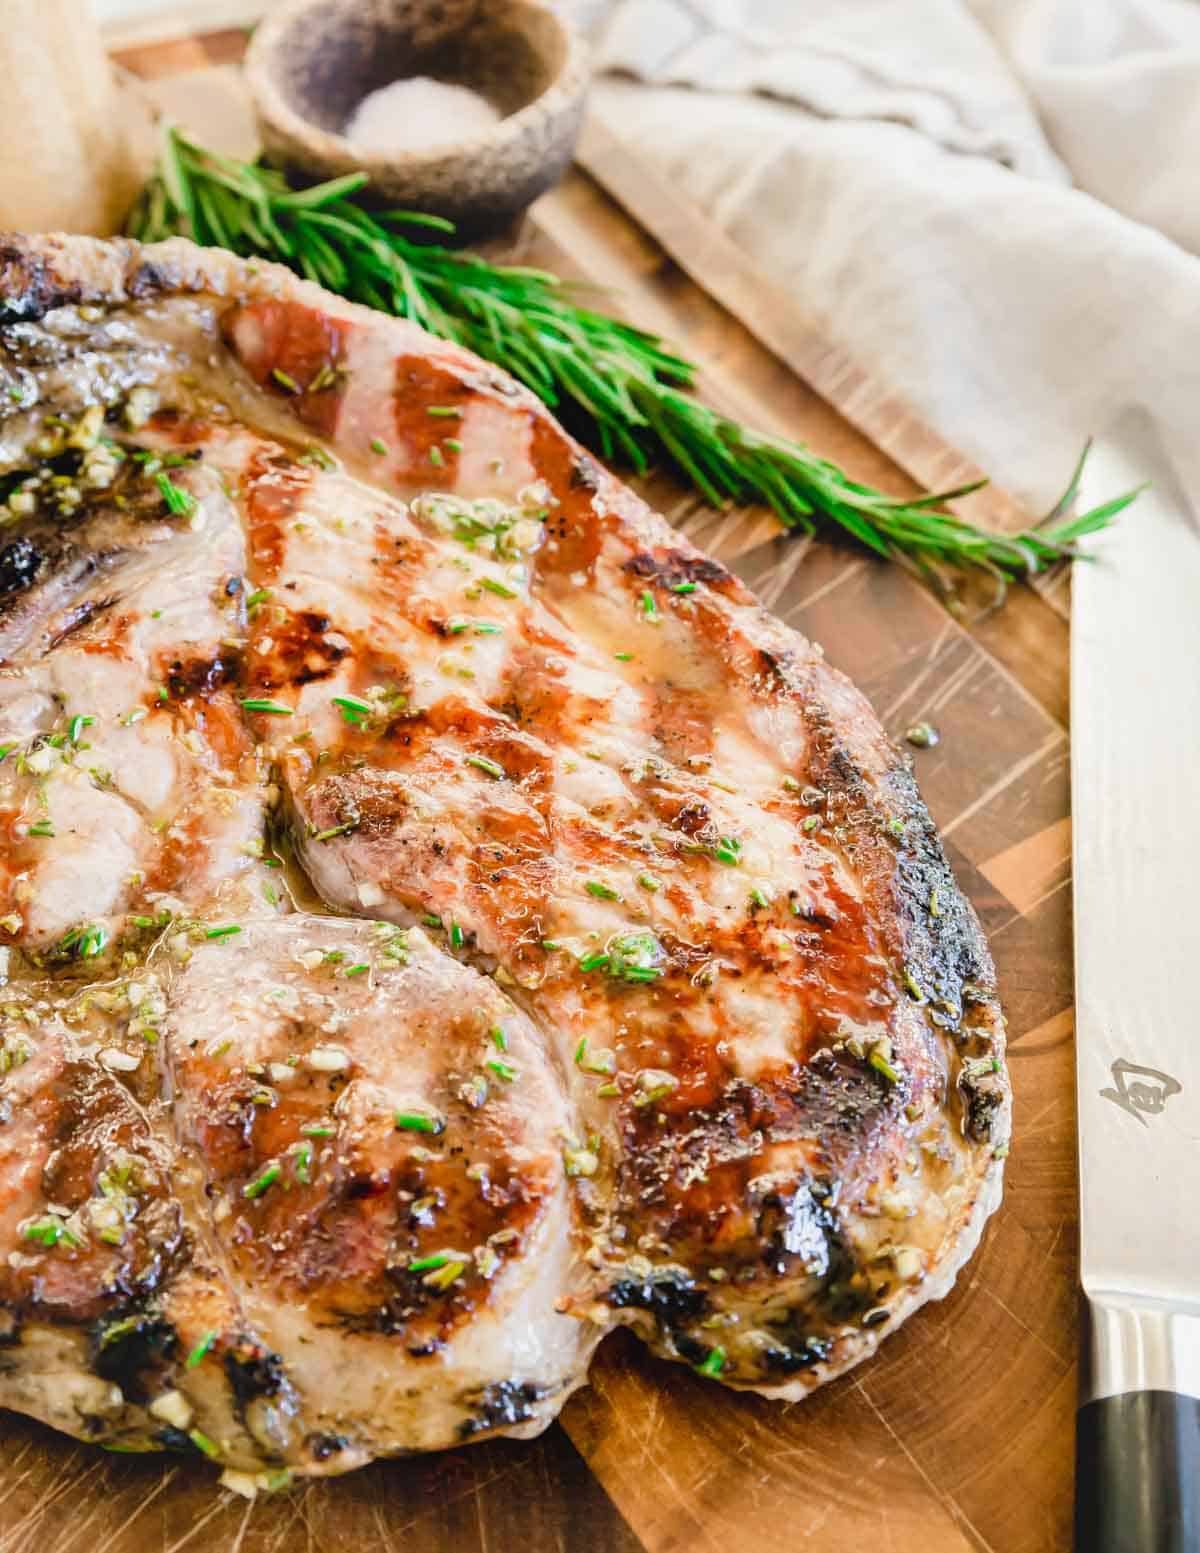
[1099,1058,1182,1126]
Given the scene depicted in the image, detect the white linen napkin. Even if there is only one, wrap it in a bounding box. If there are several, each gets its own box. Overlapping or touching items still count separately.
[566,0,1200,512]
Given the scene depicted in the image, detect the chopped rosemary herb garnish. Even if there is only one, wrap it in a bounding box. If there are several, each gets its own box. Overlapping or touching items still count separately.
[443,437,462,453]
[293,1142,314,1183]
[640,590,658,621]
[712,836,743,866]
[301,1122,335,1138]
[614,651,633,662]
[605,930,664,983]
[465,754,505,779]
[869,1049,902,1085]
[585,880,621,901]
[185,1330,217,1369]
[27,818,55,837]
[426,406,462,418]
[369,437,389,455]
[696,1346,726,1377]
[670,581,697,594]
[344,961,369,976]
[486,1058,517,1083]
[428,446,445,467]
[578,952,610,973]
[245,587,271,607]
[449,920,465,949]
[423,1257,467,1291]
[188,1428,220,1458]
[204,924,241,940]
[68,714,95,744]
[332,693,372,725]
[637,872,661,892]
[395,1110,445,1134]
[21,1216,78,1248]
[480,576,518,599]
[242,1163,281,1199]
[60,922,107,958]
[270,368,301,394]
[310,819,359,842]
[409,1252,450,1272]
[490,1025,508,1051]
[574,1039,616,1075]
[156,471,196,517]
[241,697,293,715]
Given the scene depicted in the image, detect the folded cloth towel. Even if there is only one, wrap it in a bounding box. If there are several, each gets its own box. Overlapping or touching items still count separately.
[564,0,1200,512]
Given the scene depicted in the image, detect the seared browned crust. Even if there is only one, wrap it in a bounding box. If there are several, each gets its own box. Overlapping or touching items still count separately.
[0,234,1008,1473]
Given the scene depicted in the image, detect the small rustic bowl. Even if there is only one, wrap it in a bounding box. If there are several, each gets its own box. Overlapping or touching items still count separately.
[245,0,589,238]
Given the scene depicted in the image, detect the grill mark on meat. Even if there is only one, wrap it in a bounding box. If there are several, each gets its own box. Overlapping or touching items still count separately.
[250,607,350,691]
[367,519,440,619]
[162,650,240,700]
[624,547,736,594]
[642,683,717,763]
[528,421,605,581]
[0,1051,185,1326]
[224,299,350,438]
[241,443,316,573]
[143,407,214,447]
[390,356,466,487]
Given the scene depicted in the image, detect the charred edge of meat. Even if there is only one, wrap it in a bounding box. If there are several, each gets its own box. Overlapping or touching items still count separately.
[961,1069,1006,1144]
[0,241,208,326]
[605,1267,710,1351]
[0,536,43,594]
[223,1339,287,1408]
[0,245,89,323]
[889,765,994,1008]
[157,1423,226,1458]
[306,1431,350,1462]
[166,651,240,699]
[623,548,733,591]
[758,1334,834,1377]
[798,672,998,1000]
[457,1379,548,1439]
[0,1305,22,1348]
[91,1312,177,1404]
[569,454,602,492]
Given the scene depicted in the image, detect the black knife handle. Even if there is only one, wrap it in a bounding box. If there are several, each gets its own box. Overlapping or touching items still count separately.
[1075,1390,1200,1552]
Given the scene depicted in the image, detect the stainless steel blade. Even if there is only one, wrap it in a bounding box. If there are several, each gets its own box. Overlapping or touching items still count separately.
[1072,412,1200,1403]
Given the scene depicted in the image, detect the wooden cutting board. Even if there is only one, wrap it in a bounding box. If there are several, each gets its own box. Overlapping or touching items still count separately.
[0,27,1078,1553]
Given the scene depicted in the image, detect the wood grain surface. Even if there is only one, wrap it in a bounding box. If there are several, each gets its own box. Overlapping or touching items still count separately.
[0,29,1080,1553]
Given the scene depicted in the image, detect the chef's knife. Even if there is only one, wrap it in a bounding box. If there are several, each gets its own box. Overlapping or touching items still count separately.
[1071,415,1200,1553]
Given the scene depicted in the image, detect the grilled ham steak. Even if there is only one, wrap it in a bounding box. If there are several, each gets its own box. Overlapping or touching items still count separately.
[0,236,1009,1486]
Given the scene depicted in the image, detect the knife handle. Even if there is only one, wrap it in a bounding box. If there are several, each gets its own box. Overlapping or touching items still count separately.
[1074,1390,1200,1552]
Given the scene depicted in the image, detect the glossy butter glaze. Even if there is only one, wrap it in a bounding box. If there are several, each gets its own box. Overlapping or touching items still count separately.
[0,236,1009,1484]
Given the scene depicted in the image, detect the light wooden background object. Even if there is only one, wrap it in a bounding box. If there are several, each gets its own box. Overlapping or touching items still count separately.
[0,27,1079,1553]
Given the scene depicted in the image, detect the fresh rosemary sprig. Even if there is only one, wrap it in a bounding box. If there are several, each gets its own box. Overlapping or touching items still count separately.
[126,128,1136,593]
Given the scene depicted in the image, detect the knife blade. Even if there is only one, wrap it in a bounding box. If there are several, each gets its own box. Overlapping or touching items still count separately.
[1071,413,1200,1553]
